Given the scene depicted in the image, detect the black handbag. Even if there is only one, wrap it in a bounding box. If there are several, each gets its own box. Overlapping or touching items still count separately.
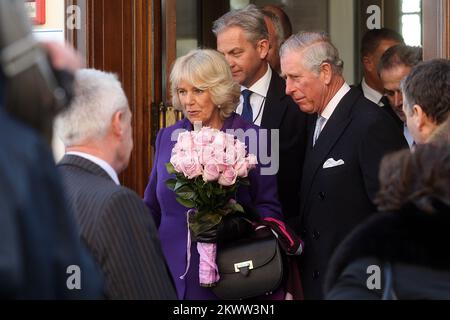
[212,227,284,300]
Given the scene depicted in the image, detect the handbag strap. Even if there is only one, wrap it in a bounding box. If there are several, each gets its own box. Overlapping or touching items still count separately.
[382,261,398,300]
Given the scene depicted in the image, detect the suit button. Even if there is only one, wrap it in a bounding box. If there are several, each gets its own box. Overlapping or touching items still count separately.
[312,230,320,240]
[312,270,320,279]
[318,192,325,200]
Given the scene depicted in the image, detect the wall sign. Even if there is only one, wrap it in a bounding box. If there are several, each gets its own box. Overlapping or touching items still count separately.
[25,0,46,25]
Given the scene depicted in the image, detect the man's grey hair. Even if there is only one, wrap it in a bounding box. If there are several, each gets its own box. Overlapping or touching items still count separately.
[377,44,422,74]
[262,8,284,46]
[400,59,450,125]
[280,31,344,75]
[55,68,129,147]
[212,4,268,45]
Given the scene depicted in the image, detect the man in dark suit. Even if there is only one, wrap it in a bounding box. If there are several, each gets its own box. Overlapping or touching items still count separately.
[358,28,403,105]
[280,32,408,299]
[356,29,404,132]
[378,44,423,148]
[56,69,177,300]
[213,4,307,227]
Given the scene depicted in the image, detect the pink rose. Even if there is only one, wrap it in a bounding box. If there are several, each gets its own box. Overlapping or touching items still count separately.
[211,131,226,150]
[212,148,226,166]
[224,146,238,166]
[177,152,203,179]
[170,153,180,170]
[235,140,247,160]
[203,164,220,182]
[177,131,194,151]
[194,127,215,147]
[234,160,249,178]
[218,166,238,186]
[200,145,215,165]
[224,134,236,147]
[224,138,247,165]
[170,145,190,172]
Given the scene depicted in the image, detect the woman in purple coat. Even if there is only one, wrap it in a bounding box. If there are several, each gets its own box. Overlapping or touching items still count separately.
[144,49,283,300]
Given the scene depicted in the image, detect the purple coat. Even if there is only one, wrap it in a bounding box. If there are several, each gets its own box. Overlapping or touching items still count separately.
[144,113,282,300]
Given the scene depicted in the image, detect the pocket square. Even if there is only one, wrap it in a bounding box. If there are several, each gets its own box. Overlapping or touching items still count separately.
[323,158,345,169]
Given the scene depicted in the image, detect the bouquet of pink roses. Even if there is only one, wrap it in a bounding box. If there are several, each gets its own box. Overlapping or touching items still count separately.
[166,126,257,287]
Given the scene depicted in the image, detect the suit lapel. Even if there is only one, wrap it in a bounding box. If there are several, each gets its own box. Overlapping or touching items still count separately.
[261,72,288,129]
[382,103,404,129]
[300,88,361,214]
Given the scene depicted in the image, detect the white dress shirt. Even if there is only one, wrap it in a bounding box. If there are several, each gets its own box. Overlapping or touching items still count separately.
[317,82,352,133]
[66,151,120,185]
[361,77,384,106]
[237,64,272,126]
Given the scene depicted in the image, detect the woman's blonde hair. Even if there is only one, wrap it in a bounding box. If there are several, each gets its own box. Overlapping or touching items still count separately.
[170,49,240,120]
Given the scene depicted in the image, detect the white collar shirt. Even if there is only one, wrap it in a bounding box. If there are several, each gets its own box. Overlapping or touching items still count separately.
[66,151,120,185]
[237,65,272,126]
[361,77,384,106]
[318,82,351,132]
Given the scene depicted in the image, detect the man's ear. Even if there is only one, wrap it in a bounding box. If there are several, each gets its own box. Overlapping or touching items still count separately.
[362,55,374,72]
[412,104,427,130]
[111,111,124,137]
[320,62,333,85]
[256,39,270,60]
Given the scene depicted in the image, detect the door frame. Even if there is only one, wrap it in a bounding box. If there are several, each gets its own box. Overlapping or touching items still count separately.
[65,0,157,196]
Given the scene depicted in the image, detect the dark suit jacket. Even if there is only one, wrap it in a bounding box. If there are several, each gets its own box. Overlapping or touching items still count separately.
[298,87,408,299]
[0,108,102,299]
[354,82,404,130]
[58,155,177,300]
[260,71,307,226]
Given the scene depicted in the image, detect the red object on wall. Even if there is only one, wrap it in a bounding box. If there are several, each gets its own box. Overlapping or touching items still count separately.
[25,0,46,25]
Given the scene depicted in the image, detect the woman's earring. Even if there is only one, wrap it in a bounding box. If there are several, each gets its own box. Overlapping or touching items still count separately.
[217,105,222,109]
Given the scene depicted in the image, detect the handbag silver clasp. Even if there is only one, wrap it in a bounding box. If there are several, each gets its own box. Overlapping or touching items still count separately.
[234,260,254,273]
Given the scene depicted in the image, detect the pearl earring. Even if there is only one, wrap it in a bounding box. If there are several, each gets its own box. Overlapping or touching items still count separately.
[218,105,222,109]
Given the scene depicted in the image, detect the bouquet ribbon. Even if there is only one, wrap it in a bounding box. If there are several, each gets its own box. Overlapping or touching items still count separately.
[180,209,220,287]
[179,209,194,280]
[197,242,220,287]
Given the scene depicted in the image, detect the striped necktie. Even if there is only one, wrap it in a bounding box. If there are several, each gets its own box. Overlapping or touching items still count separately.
[313,115,326,147]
